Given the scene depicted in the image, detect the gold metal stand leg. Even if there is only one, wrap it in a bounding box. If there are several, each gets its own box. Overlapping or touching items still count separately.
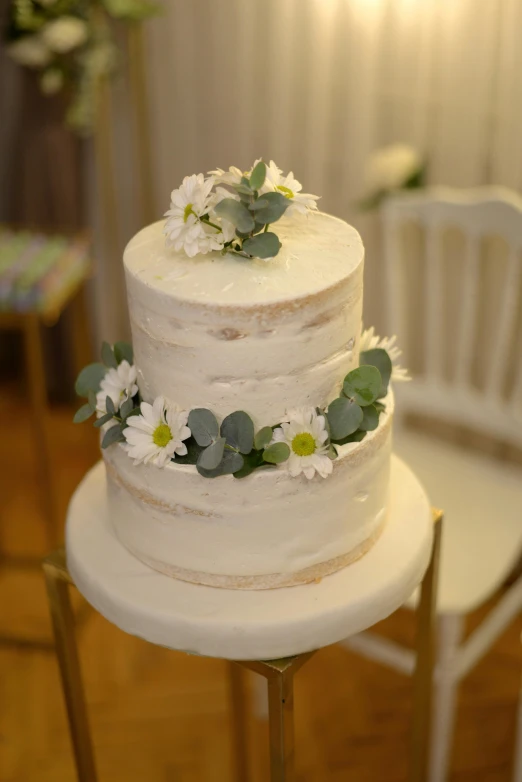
[241,654,314,782]
[228,663,250,782]
[410,508,444,782]
[43,549,98,782]
[23,314,59,547]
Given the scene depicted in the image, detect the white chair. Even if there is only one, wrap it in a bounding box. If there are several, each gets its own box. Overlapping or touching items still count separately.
[342,187,522,782]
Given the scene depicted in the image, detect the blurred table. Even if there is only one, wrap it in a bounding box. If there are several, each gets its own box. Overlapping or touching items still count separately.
[0,226,92,546]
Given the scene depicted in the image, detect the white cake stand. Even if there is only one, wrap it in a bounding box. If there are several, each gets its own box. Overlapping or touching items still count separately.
[44,455,441,782]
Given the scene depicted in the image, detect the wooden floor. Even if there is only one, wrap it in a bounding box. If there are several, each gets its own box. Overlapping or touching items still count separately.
[1,386,521,782]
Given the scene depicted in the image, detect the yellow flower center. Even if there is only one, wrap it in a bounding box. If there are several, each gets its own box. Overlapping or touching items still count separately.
[153,423,172,448]
[291,432,316,457]
[183,203,194,222]
[276,185,294,199]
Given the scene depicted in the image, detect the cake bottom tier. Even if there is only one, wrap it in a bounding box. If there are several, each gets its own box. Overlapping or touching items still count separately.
[103,405,393,590]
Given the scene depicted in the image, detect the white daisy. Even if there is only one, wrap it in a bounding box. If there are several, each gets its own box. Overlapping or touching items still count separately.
[96,360,138,416]
[271,407,332,480]
[359,327,411,382]
[123,397,191,468]
[208,165,245,187]
[164,173,224,257]
[264,160,319,215]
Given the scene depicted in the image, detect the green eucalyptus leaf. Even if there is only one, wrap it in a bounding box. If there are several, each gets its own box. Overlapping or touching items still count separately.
[263,442,290,464]
[234,183,254,196]
[101,341,117,368]
[249,160,266,191]
[374,401,386,413]
[105,395,115,416]
[124,406,142,419]
[214,198,255,233]
[197,437,226,470]
[75,363,106,398]
[328,444,338,460]
[326,397,363,441]
[343,365,382,406]
[94,412,115,428]
[101,424,125,449]
[87,390,97,408]
[73,403,94,424]
[250,191,289,224]
[360,348,392,398]
[188,408,219,447]
[242,232,281,259]
[233,450,265,479]
[114,341,134,365]
[197,450,244,478]
[334,429,367,446]
[359,403,379,431]
[254,426,273,451]
[119,396,134,420]
[221,410,254,454]
[249,198,270,211]
[173,437,204,465]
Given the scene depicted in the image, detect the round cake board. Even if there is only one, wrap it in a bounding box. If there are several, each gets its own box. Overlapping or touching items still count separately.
[66,456,432,660]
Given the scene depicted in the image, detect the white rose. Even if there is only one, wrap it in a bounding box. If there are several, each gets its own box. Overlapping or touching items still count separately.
[41,17,89,54]
[365,144,422,192]
[7,36,52,68]
[40,68,64,95]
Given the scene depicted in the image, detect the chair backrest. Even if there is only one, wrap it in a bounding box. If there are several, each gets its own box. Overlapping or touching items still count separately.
[381,186,522,449]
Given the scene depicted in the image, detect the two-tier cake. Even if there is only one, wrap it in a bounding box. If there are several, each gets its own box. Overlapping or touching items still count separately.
[74,160,408,590]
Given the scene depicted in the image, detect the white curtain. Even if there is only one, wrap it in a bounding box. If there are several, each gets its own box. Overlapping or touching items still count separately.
[95,0,522,340]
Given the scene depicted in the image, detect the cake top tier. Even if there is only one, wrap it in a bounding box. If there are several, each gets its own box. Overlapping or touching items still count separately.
[123,211,363,307]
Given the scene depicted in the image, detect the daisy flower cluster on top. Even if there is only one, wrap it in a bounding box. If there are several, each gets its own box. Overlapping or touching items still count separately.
[164,159,319,260]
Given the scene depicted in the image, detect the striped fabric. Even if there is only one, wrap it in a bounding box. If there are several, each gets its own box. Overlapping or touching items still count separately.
[0,227,90,315]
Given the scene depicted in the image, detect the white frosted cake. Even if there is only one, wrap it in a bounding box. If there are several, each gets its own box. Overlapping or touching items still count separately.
[75,162,405,590]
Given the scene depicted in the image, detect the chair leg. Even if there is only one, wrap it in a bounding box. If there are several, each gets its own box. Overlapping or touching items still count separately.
[429,614,464,782]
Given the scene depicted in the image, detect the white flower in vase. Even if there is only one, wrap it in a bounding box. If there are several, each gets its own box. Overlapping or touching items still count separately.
[164,173,225,257]
[360,327,411,382]
[264,161,319,215]
[41,17,89,54]
[7,36,52,68]
[123,397,191,467]
[96,360,138,416]
[365,144,422,192]
[271,408,333,480]
[40,68,64,95]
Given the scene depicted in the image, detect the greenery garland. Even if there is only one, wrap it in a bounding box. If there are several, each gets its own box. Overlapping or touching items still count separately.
[74,342,392,479]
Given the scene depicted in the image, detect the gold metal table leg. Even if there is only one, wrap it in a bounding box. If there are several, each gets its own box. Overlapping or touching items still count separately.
[228,663,250,782]
[241,654,314,782]
[410,508,444,782]
[43,549,98,782]
[23,314,59,547]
